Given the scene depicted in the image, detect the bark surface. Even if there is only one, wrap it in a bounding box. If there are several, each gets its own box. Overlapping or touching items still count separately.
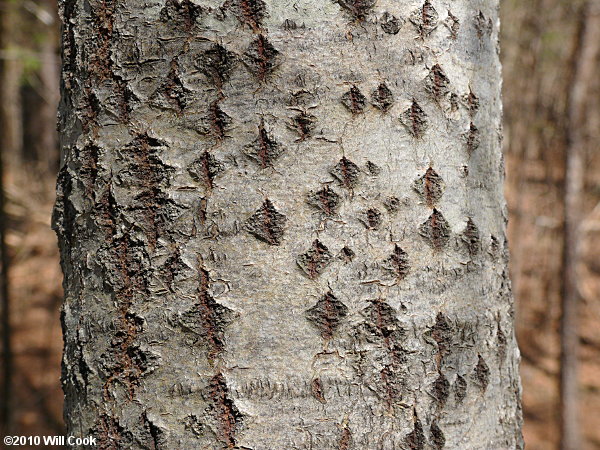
[54,0,523,448]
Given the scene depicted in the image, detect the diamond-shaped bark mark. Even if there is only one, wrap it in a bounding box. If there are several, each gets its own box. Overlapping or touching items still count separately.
[381,11,402,34]
[426,64,450,100]
[430,312,452,357]
[331,157,360,189]
[243,34,279,81]
[414,167,444,207]
[419,209,451,249]
[311,377,327,403]
[360,208,383,229]
[365,160,381,176]
[341,85,367,114]
[430,420,446,450]
[339,426,352,450]
[432,372,450,407]
[497,321,507,362]
[462,217,480,255]
[162,59,187,111]
[306,291,349,339]
[244,121,284,168]
[231,0,266,30]
[307,186,341,216]
[178,269,236,360]
[362,300,404,342]
[290,111,317,141]
[297,240,333,279]
[197,43,237,86]
[410,0,439,37]
[465,89,480,116]
[188,151,225,189]
[339,246,355,263]
[383,196,401,213]
[464,122,480,154]
[472,355,490,391]
[444,10,459,39]
[336,0,376,20]
[454,374,467,403]
[405,411,426,450]
[383,245,409,280]
[207,100,231,140]
[160,0,203,31]
[371,82,394,111]
[205,373,243,448]
[245,199,287,245]
[475,11,493,39]
[400,101,428,138]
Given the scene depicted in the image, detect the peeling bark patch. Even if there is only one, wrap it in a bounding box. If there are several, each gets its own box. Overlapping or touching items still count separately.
[245,199,287,245]
[341,85,367,114]
[426,64,450,100]
[307,186,341,215]
[405,412,425,450]
[410,0,438,37]
[383,245,409,280]
[244,121,284,168]
[297,240,333,279]
[414,167,444,207]
[160,0,203,32]
[306,291,349,339]
[454,375,467,403]
[461,217,480,256]
[311,377,327,403]
[335,0,376,20]
[465,122,481,154]
[371,82,394,111]
[243,35,279,81]
[331,157,360,189]
[360,208,383,229]
[229,0,266,30]
[444,11,459,39]
[430,420,446,449]
[205,373,243,448]
[79,144,100,195]
[432,372,450,407]
[400,101,428,138]
[197,44,237,86]
[188,151,225,189]
[473,355,490,392]
[381,12,402,34]
[419,209,451,249]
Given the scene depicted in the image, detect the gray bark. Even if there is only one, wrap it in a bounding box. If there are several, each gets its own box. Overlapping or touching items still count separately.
[54,0,523,448]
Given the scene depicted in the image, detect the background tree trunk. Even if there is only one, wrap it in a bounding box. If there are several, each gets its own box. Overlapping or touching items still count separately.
[54,0,523,448]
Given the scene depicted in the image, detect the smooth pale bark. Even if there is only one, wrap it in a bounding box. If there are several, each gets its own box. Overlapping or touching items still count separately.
[54,0,523,448]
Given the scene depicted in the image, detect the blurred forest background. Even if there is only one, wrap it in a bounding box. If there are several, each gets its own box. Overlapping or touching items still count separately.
[0,0,599,448]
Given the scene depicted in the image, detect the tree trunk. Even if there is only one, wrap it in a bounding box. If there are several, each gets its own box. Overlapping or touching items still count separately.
[54,0,523,448]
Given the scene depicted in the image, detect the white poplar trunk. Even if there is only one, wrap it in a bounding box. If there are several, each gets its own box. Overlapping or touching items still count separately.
[54,0,523,448]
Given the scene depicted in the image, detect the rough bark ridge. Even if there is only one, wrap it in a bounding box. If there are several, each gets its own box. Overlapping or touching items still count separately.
[54,0,523,448]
